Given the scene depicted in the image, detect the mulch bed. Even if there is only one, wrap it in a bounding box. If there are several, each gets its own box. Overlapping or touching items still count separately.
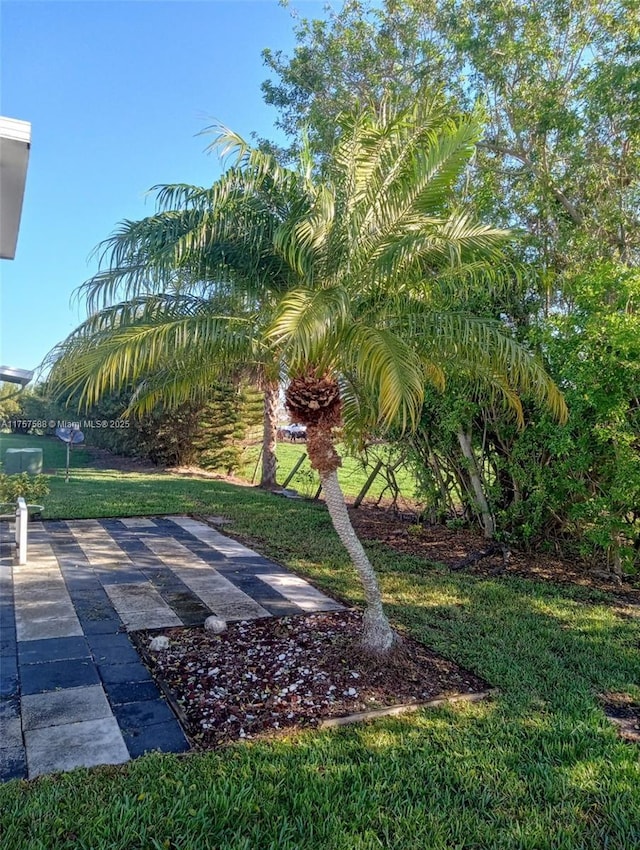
[133,610,491,749]
[347,505,640,605]
[599,693,640,743]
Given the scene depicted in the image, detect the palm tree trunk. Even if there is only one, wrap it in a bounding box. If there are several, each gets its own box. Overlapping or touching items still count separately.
[260,379,279,490]
[320,468,395,654]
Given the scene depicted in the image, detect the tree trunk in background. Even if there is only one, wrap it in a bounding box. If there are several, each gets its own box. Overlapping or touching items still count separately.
[457,427,495,539]
[319,465,396,654]
[260,379,279,490]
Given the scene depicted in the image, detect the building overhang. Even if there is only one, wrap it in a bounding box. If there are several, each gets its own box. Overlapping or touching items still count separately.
[0,116,31,260]
[0,365,34,386]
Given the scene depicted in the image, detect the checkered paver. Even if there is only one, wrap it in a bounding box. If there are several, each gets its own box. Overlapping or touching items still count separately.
[0,516,342,781]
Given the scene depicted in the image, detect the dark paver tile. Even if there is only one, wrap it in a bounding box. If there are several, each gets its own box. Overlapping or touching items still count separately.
[0,603,15,623]
[17,635,90,664]
[0,746,27,781]
[177,609,211,627]
[74,601,119,620]
[1,659,19,700]
[90,640,140,665]
[99,570,148,585]
[161,591,212,626]
[121,720,190,758]
[0,695,20,719]
[86,632,137,652]
[1,654,18,680]
[67,588,111,604]
[63,576,103,593]
[20,658,100,695]
[0,630,16,655]
[113,698,174,728]
[105,680,162,704]
[77,615,123,635]
[98,662,153,685]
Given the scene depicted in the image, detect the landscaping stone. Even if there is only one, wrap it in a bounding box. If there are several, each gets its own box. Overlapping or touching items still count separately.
[204,615,227,634]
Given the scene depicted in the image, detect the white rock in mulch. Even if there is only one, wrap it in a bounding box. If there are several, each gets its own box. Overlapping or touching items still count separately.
[204,615,227,634]
[149,635,170,651]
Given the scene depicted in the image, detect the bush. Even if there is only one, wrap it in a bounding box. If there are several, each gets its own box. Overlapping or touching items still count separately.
[0,473,50,505]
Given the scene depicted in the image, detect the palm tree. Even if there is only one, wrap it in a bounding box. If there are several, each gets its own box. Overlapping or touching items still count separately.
[50,99,567,655]
[261,100,568,653]
[65,152,306,489]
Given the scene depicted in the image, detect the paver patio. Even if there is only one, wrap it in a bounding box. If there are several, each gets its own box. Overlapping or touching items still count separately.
[0,515,342,781]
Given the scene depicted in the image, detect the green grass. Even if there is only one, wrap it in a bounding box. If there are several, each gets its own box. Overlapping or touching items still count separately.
[1,434,639,849]
[0,432,418,508]
[235,439,418,504]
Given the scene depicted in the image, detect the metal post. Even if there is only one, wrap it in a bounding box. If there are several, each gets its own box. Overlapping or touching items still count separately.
[353,459,383,508]
[16,497,28,565]
[282,453,307,489]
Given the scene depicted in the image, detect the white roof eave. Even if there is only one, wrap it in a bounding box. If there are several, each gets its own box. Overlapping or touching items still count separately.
[0,116,31,260]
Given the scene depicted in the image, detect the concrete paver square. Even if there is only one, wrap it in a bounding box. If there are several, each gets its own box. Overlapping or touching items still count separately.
[119,519,157,528]
[88,636,140,664]
[113,698,175,728]
[15,599,78,624]
[22,685,112,731]
[15,616,84,642]
[104,680,162,704]
[76,616,123,636]
[13,582,70,602]
[99,569,149,585]
[97,661,154,685]
[25,716,129,777]
[0,715,22,748]
[105,581,173,612]
[259,572,344,612]
[118,610,183,630]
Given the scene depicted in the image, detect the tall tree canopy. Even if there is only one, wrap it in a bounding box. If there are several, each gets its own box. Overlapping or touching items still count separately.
[264,0,640,269]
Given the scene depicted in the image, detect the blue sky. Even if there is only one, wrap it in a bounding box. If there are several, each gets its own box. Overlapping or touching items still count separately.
[1,0,329,375]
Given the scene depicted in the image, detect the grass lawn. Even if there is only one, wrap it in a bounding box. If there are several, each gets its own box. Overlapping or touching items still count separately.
[0,433,418,509]
[1,434,639,849]
[236,440,418,505]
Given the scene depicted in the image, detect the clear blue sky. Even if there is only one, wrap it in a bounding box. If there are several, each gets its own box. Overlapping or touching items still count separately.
[0,0,329,376]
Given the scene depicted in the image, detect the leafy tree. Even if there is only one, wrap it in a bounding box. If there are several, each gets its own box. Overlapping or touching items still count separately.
[264,0,640,269]
[263,0,640,569]
[0,383,22,425]
[503,266,640,574]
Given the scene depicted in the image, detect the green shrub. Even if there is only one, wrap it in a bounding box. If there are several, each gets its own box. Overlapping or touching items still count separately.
[0,473,50,504]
